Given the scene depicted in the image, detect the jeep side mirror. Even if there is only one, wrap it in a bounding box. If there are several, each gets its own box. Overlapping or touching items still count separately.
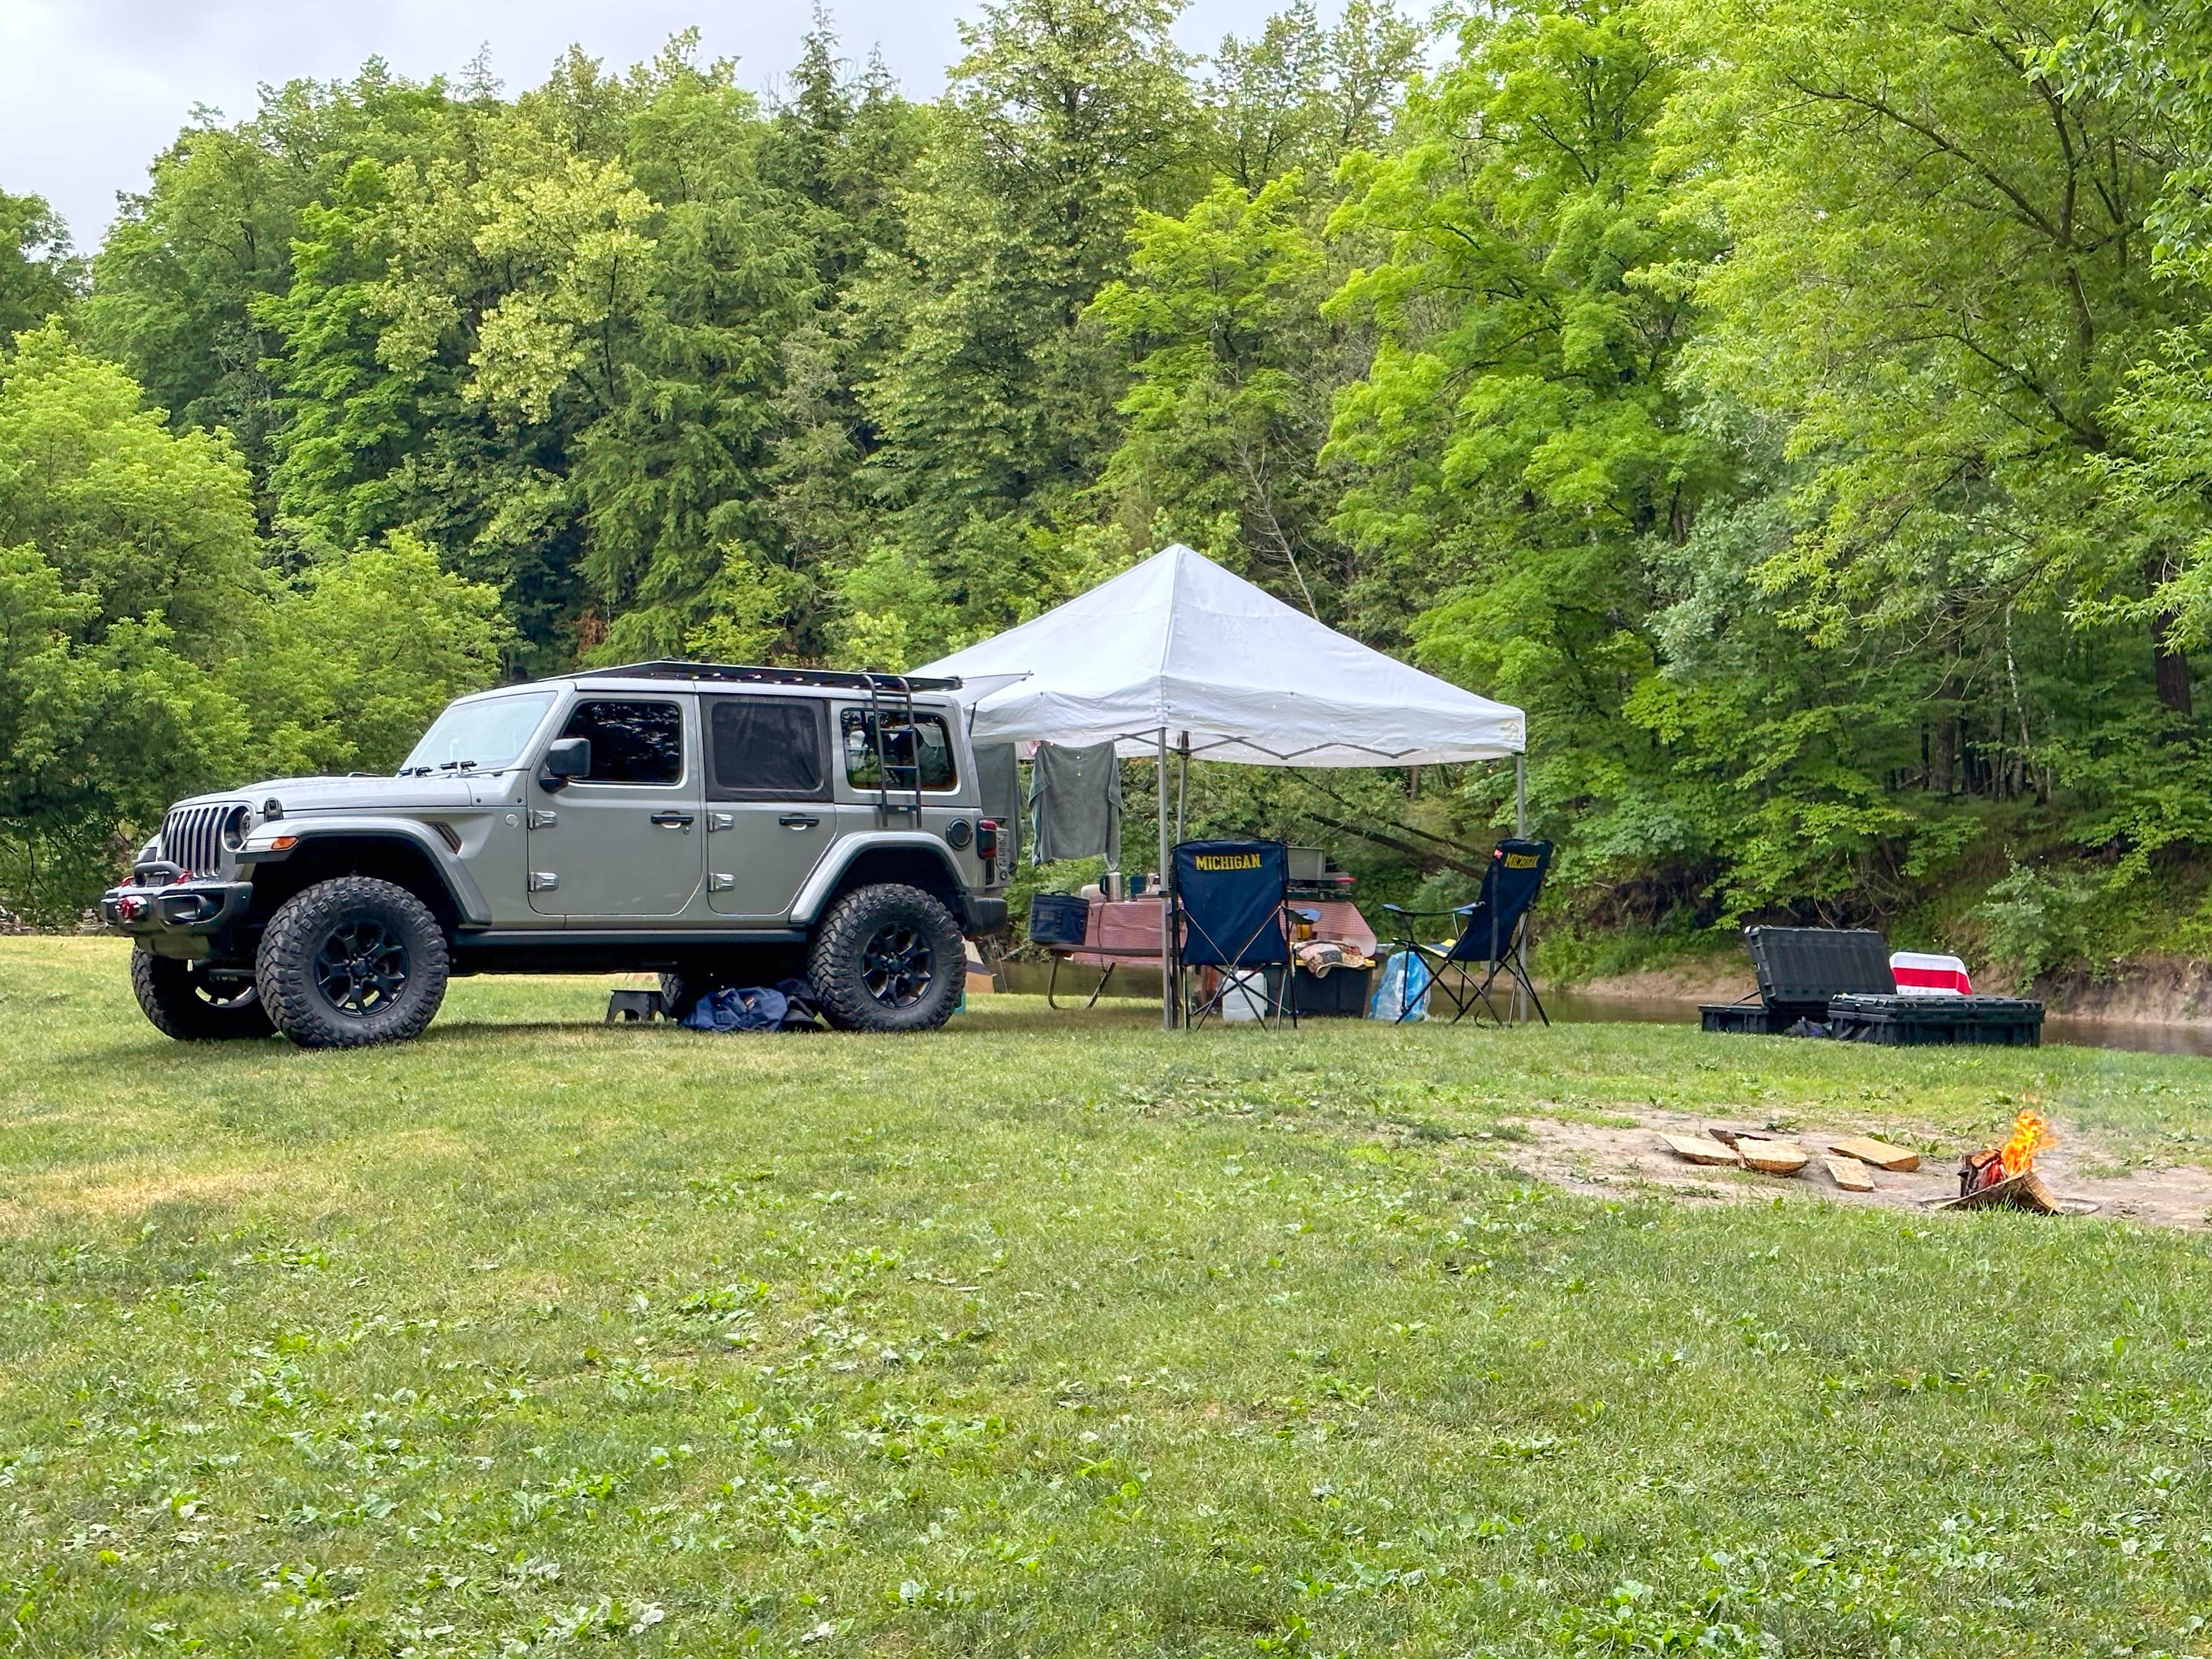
[540,737,590,790]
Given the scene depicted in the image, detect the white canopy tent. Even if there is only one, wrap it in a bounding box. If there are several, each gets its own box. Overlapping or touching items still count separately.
[922,542,1524,763]
[916,543,1528,1025]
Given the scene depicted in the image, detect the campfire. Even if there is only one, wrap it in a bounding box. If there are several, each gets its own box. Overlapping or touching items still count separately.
[1947,1109,2061,1213]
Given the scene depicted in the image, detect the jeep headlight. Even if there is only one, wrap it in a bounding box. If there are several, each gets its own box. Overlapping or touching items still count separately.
[220,804,252,853]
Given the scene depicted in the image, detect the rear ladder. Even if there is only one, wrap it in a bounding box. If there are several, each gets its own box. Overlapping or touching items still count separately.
[863,673,925,826]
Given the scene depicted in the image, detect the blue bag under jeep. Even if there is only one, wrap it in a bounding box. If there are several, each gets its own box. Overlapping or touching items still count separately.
[682,984,789,1032]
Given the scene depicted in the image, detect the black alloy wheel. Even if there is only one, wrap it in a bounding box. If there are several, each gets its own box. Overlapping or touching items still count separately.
[313,918,411,1017]
[860,924,935,1008]
[808,883,964,1033]
[257,876,450,1049]
[130,948,277,1040]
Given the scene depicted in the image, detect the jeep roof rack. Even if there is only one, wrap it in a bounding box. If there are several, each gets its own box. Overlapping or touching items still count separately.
[550,660,964,693]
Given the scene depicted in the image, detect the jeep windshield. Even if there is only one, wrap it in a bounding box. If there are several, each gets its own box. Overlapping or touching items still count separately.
[399,690,559,776]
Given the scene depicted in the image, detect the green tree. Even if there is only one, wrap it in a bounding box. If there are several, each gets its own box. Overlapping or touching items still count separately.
[0,191,82,343]
[852,0,1204,659]
[1090,171,1349,610]
[1204,0,1423,193]
[254,40,823,668]
[755,24,931,660]
[0,328,509,920]
[242,534,511,774]
[86,67,452,490]
[1664,0,2198,735]
[0,327,258,922]
[1644,0,2212,924]
[1325,0,1738,883]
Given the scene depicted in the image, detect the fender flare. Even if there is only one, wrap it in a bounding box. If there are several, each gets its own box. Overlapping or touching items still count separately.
[237,818,494,927]
[790,832,971,929]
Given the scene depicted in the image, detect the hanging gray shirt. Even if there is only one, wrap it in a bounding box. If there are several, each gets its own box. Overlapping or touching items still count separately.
[1028,741,1122,865]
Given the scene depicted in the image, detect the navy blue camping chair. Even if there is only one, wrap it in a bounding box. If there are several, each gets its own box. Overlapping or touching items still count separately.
[1173,839,1295,1029]
[1381,838,1553,1025]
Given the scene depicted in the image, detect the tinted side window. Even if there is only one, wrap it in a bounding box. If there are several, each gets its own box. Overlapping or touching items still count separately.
[707,698,827,799]
[561,699,684,784]
[841,710,957,791]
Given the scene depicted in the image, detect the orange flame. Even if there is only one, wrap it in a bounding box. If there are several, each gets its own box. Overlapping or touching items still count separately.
[1998,1109,2055,1178]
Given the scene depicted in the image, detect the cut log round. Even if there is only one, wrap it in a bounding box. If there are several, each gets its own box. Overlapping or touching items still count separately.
[1660,1132,1741,1166]
[1737,1138,1809,1176]
[1827,1135,1920,1172]
[1824,1154,1875,1192]
[1937,1169,2060,1213]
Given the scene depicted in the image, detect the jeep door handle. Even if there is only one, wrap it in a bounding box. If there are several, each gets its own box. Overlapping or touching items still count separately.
[650,812,695,829]
[778,815,820,830]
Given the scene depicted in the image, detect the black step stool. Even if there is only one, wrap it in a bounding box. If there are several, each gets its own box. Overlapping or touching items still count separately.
[606,989,668,1023]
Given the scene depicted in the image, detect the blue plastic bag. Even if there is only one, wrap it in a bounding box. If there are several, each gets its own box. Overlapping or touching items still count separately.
[1369,950,1430,1021]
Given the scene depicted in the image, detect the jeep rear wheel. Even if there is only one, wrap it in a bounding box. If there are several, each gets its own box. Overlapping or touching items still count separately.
[130,949,276,1041]
[256,876,450,1049]
[808,883,963,1033]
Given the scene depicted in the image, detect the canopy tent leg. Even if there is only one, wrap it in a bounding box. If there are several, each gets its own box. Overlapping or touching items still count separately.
[1514,753,1529,1025]
[1176,733,1189,843]
[1158,727,1175,1030]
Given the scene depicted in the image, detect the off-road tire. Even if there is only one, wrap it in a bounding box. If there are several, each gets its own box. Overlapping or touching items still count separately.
[130,948,276,1040]
[658,970,696,1021]
[808,883,963,1034]
[256,876,450,1049]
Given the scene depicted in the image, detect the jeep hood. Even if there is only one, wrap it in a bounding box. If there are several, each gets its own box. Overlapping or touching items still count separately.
[173,774,490,814]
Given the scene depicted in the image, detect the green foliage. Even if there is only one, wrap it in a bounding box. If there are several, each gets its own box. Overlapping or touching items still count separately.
[0,329,504,920]
[85,69,453,480]
[1325,0,1739,908]
[0,190,82,343]
[249,535,512,774]
[1092,170,1350,604]
[0,328,259,920]
[1204,0,1424,193]
[33,0,2212,964]
[848,0,1208,655]
[1973,861,2102,987]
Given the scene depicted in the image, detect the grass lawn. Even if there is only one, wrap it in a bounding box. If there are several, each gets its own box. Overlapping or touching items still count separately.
[7,937,2212,1656]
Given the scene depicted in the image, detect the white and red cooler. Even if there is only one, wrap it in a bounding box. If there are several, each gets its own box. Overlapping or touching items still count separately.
[1889,951,1973,997]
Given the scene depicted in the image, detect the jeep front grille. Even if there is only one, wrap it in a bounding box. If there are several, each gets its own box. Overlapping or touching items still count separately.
[158,803,240,878]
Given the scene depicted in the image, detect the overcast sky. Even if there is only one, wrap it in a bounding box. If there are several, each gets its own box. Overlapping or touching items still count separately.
[2,0,1299,250]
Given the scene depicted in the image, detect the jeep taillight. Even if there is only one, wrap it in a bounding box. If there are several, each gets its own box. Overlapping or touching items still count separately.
[976,819,999,861]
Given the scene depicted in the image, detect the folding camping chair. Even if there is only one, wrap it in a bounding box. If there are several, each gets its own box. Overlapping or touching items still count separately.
[1381,837,1553,1025]
[1173,839,1296,1029]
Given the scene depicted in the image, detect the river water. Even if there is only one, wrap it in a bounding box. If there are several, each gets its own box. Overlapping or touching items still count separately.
[1541,992,2212,1058]
[996,963,2212,1057]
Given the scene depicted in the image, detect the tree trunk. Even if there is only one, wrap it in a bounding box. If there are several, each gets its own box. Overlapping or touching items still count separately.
[1929,702,1957,794]
[2148,554,2194,723]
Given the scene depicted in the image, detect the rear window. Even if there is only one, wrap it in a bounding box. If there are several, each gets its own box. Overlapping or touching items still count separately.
[707,698,827,799]
[841,709,957,792]
[560,699,684,785]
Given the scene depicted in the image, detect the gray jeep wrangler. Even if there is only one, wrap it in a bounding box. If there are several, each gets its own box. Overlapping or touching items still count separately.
[101,663,1009,1047]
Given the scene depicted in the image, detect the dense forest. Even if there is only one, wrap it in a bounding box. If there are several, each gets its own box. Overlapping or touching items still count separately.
[5,0,2212,985]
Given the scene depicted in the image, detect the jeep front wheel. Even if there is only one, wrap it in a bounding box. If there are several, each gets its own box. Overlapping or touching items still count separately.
[255,876,450,1049]
[808,884,963,1033]
[130,949,276,1041]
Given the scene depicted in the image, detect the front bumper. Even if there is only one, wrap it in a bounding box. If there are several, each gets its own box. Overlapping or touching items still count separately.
[100,879,255,957]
